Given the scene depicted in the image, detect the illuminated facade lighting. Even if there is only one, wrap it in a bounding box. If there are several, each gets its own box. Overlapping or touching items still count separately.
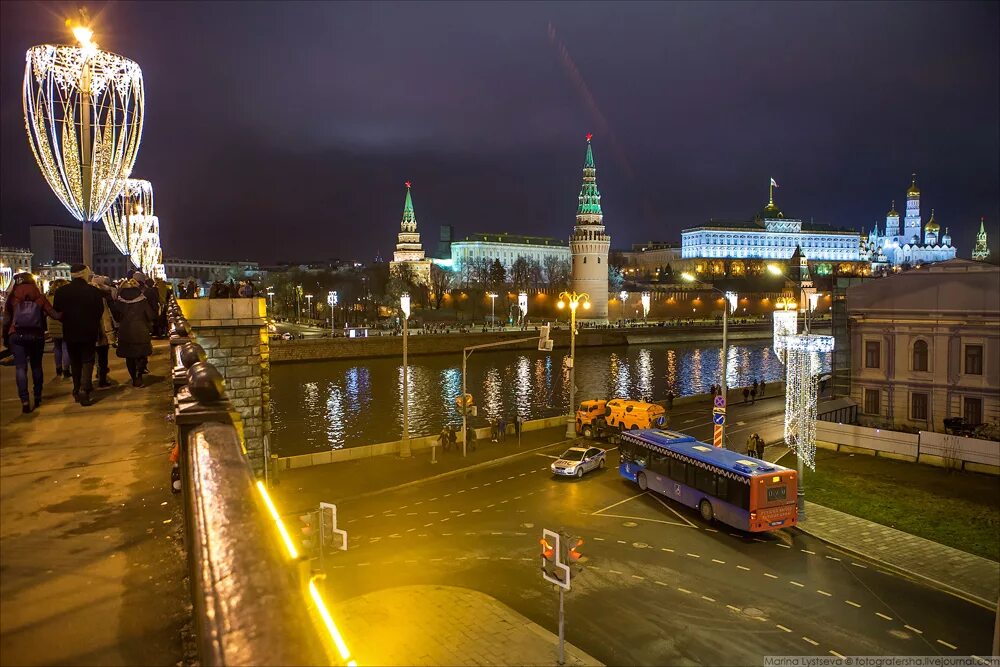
[780,334,834,470]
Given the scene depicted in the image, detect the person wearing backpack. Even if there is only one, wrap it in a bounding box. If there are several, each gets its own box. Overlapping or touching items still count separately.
[53,265,106,406]
[3,273,60,413]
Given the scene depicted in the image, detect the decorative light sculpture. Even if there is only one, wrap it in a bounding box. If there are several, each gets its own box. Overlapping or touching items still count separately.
[102,178,152,260]
[518,292,528,322]
[780,334,834,471]
[23,19,145,266]
[640,292,651,319]
[134,214,163,276]
[772,304,798,365]
[0,263,12,293]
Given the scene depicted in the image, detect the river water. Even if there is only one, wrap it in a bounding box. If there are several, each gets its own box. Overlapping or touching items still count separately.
[271,340,831,457]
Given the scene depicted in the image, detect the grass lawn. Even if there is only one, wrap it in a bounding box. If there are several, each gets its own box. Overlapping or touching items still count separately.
[779,448,1000,562]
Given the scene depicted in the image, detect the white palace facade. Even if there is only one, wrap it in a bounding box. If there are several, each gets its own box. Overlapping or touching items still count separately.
[681,185,861,262]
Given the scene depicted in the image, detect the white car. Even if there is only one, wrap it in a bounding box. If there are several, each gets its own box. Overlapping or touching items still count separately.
[551,446,607,478]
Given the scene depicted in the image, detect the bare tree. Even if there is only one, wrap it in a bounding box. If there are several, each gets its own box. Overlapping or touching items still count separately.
[543,255,571,290]
[510,256,530,292]
[429,263,453,309]
[526,258,545,293]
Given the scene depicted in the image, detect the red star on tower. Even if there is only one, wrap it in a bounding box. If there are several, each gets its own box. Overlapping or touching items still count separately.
[404,181,412,188]
[585,133,593,142]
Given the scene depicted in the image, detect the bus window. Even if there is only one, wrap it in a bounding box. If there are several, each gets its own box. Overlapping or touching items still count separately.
[649,453,669,475]
[727,481,750,509]
[695,468,716,496]
[717,476,728,502]
[686,464,696,487]
[669,458,686,483]
[619,441,636,463]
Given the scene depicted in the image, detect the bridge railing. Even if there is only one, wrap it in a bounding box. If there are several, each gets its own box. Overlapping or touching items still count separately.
[165,298,354,666]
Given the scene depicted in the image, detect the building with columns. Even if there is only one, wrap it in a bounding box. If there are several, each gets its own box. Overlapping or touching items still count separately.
[848,258,999,433]
[570,134,610,321]
[390,182,431,285]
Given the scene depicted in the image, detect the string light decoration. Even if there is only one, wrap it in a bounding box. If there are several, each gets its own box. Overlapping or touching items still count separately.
[0,263,12,293]
[772,307,799,364]
[780,334,834,470]
[640,292,651,318]
[102,178,153,259]
[133,214,164,276]
[23,17,145,263]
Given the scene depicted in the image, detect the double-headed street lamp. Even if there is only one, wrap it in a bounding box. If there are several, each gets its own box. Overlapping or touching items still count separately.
[557,291,590,438]
[681,273,737,448]
[400,293,411,458]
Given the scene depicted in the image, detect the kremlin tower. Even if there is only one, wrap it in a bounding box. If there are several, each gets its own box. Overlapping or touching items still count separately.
[570,134,610,322]
[390,182,431,285]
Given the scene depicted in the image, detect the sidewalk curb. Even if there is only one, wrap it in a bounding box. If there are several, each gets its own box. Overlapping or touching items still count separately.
[333,437,576,504]
[796,523,998,611]
[523,618,604,666]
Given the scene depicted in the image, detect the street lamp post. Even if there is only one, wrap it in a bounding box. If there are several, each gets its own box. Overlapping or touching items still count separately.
[305,294,314,321]
[400,293,411,458]
[681,273,735,448]
[328,291,338,336]
[619,290,627,323]
[487,292,498,328]
[557,291,591,438]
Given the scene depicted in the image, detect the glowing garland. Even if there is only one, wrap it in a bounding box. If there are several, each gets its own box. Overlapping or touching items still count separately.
[780,334,834,470]
[22,43,144,223]
[102,178,153,259]
[772,309,798,364]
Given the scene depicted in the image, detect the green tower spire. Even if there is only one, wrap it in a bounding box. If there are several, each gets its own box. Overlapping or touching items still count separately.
[577,133,602,218]
[401,181,416,232]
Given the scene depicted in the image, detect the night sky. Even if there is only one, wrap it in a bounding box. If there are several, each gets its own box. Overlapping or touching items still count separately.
[2,1,997,264]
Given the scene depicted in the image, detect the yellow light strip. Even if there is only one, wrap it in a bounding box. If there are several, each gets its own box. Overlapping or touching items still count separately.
[309,576,354,663]
[255,481,298,559]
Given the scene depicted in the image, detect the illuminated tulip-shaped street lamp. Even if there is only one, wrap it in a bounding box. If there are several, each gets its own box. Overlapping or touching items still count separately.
[400,293,412,458]
[557,291,590,438]
[23,13,145,266]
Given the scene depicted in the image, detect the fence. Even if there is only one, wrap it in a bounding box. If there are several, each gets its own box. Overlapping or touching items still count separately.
[165,299,350,666]
[815,421,1000,474]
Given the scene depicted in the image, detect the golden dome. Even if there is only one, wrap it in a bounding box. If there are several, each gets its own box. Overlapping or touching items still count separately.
[887,200,898,216]
[925,209,939,231]
[907,173,920,196]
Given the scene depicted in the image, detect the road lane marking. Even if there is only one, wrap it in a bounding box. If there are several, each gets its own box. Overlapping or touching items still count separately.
[736,421,746,426]
[851,562,867,568]
[705,529,718,533]
[701,596,715,602]
[499,557,512,561]
[429,558,442,562]
[428,511,439,514]
[711,559,725,564]
[825,555,841,561]
[726,605,740,612]
[429,498,438,501]
[677,587,692,594]
[457,490,466,493]
[365,515,375,519]
[937,640,957,650]
[802,637,819,646]
[801,549,816,554]
[764,573,778,579]
[875,612,893,621]
[590,491,649,515]
[817,590,831,597]
[846,600,861,608]
[776,624,792,633]
[686,553,701,558]
[443,533,452,536]
[593,537,605,541]
[654,581,668,587]
[631,575,645,580]
[904,625,923,634]
[648,493,700,527]
[405,559,417,563]
[736,565,750,571]
[487,504,495,508]
[406,528,416,532]
[470,486,478,490]
[790,581,804,587]
[683,418,697,424]
[357,563,370,567]
[406,512,417,515]
[608,569,623,575]
[424,523,434,527]
[829,651,845,658]
[662,547,674,553]
[618,540,627,544]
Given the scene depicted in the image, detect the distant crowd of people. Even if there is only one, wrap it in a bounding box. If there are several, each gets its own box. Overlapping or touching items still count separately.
[3,264,171,413]
[707,379,767,404]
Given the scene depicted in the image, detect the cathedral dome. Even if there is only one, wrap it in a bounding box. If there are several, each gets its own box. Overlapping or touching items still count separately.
[924,209,940,233]
[941,227,952,246]
[887,200,898,217]
[907,173,920,197]
[757,201,783,220]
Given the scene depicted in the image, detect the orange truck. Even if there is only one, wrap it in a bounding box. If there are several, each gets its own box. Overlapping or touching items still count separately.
[576,398,667,438]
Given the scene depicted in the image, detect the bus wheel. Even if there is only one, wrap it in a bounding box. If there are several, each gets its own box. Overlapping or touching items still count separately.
[699,499,714,523]
[637,472,648,491]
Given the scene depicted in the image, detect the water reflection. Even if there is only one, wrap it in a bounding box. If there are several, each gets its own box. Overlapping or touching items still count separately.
[272,341,827,456]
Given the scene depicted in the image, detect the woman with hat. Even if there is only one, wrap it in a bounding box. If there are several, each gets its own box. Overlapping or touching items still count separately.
[112,278,155,387]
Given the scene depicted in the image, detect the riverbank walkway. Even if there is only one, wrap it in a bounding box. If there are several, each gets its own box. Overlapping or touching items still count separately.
[0,342,189,666]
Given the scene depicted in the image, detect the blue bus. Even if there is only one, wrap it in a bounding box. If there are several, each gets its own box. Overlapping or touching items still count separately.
[618,429,798,532]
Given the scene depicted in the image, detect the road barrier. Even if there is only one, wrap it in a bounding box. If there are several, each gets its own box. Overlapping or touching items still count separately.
[165,299,349,666]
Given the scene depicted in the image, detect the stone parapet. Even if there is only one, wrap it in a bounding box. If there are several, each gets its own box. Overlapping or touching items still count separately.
[178,298,270,475]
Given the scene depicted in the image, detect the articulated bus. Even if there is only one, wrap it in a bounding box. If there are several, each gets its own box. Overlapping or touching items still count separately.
[618,429,798,532]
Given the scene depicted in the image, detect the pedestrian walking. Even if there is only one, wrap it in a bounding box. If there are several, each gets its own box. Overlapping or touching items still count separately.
[448,425,457,452]
[514,414,523,444]
[490,418,498,442]
[759,379,766,396]
[466,425,477,452]
[4,273,60,413]
[746,433,756,458]
[742,387,750,404]
[438,427,450,453]
[91,276,116,387]
[666,391,675,411]
[113,278,156,387]
[750,386,757,404]
[53,265,105,406]
[45,279,70,378]
[755,434,766,459]
[752,379,759,396]
[498,416,506,443]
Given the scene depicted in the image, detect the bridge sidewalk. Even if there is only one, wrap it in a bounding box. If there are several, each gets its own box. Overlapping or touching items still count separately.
[0,341,189,666]
[332,584,601,666]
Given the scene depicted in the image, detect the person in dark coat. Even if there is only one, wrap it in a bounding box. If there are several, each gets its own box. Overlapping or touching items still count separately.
[114,278,156,387]
[53,265,106,406]
[3,273,60,412]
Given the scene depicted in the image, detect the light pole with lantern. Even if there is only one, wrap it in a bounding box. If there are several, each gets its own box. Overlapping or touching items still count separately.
[619,290,627,323]
[327,290,338,335]
[487,292,498,328]
[557,291,590,438]
[641,292,651,324]
[400,293,411,458]
[305,294,314,321]
[681,273,736,448]
[518,292,528,328]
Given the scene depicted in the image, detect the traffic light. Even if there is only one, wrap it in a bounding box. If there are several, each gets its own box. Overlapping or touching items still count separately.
[299,511,318,555]
[538,324,554,351]
[565,535,583,564]
[318,502,348,553]
[540,528,570,589]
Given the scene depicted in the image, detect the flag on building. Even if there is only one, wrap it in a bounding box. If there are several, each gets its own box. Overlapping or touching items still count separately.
[770,178,779,189]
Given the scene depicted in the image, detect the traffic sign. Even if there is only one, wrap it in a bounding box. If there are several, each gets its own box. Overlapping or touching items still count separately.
[714,396,726,408]
[713,413,726,426]
[713,407,726,415]
[713,424,723,447]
